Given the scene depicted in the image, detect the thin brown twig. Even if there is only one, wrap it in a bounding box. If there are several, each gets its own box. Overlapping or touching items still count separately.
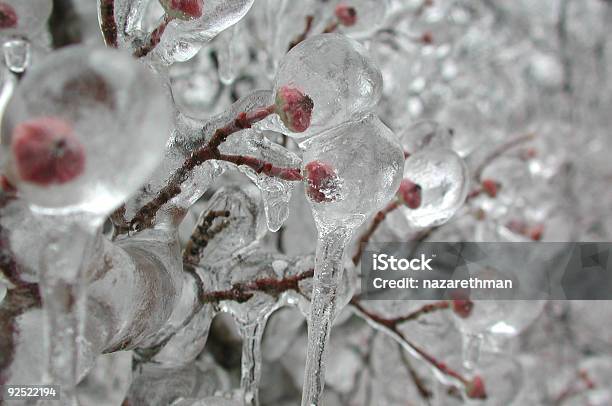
[352,201,400,266]
[288,15,315,51]
[200,268,315,304]
[183,210,231,265]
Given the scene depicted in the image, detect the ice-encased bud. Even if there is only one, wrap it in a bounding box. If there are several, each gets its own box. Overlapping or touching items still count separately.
[331,0,389,38]
[335,3,357,27]
[271,34,382,139]
[301,114,404,225]
[394,148,469,228]
[305,160,340,203]
[11,116,85,186]
[159,0,203,20]
[0,0,52,37]
[274,86,314,133]
[0,2,17,29]
[1,46,171,216]
[133,0,255,64]
[397,179,422,209]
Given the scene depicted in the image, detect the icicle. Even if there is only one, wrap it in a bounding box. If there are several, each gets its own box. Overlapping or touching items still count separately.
[217,24,240,85]
[239,321,267,406]
[462,333,484,370]
[38,216,100,405]
[301,225,353,406]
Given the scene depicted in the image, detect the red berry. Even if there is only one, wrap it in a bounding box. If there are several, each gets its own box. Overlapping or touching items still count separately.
[481,179,498,198]
[397,179,422,209]
[159,0,203,20]
[275,86,314,133]
[451,299,474,318]
[305,161,339,203]
[465,376,487,399]
[11,117,86,186]
[0,2,17,29]
[335,3,358,27]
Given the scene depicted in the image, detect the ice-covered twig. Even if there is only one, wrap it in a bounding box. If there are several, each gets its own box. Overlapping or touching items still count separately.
[553,369,596,405]
[133,15,174,58]
[473,133,536,182]
[288,4,358,51]
[183,209,231,265]
[129,106,303,232]
[200,268,314,304]
[99,0,118,47]
[350,298,487,399]
[352,201,400,265]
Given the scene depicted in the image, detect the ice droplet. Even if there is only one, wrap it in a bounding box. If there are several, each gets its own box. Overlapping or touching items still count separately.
[2,39,30,74]
[395,148,469,229]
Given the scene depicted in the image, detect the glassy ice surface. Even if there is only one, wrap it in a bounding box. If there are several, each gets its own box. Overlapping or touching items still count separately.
[392,148,469,229]
[1,46,171,216]
[268,34,383,139]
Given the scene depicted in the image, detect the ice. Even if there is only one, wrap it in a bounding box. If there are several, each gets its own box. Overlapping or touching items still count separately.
[299,113,403,406]
[1,45,171,217]
[267,34,383,139]
[216,24,241,85]
[2,39,30,74]
[399,120,454,154]
[220,129,302,232]
[392,147,469,229]
[301,114,404,225]
[115,0,255,64]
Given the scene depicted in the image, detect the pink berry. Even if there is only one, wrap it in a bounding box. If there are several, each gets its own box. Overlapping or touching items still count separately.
[275,86,314,133]
[397,179,422,209]
[451,299,474,318]
[335,3,358,27]
[159,0,203,20]
[465,376,487,399]
[305,161,338,203]
[0,2,17,29]
[11,117,86,186]
[481,179,498,198]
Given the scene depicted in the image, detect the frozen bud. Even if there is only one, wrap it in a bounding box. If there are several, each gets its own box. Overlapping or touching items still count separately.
[481,179,499,198]
[335,3,358,27]
[465,376,487,399]
[159,0,203,20]
[0,2,17,29]
[275,86,314,133]
[11,117,85,186]
[397,179,422,209]
[305,160,339,203]
[451,299,473,318]
[529,224,544,241]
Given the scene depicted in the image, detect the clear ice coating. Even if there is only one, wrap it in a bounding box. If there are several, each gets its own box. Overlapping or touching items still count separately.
[300,113,404,406]
[1,46,171,216]
[393,148,469,229]
[267,34,383,139]
[113,0,255,64]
